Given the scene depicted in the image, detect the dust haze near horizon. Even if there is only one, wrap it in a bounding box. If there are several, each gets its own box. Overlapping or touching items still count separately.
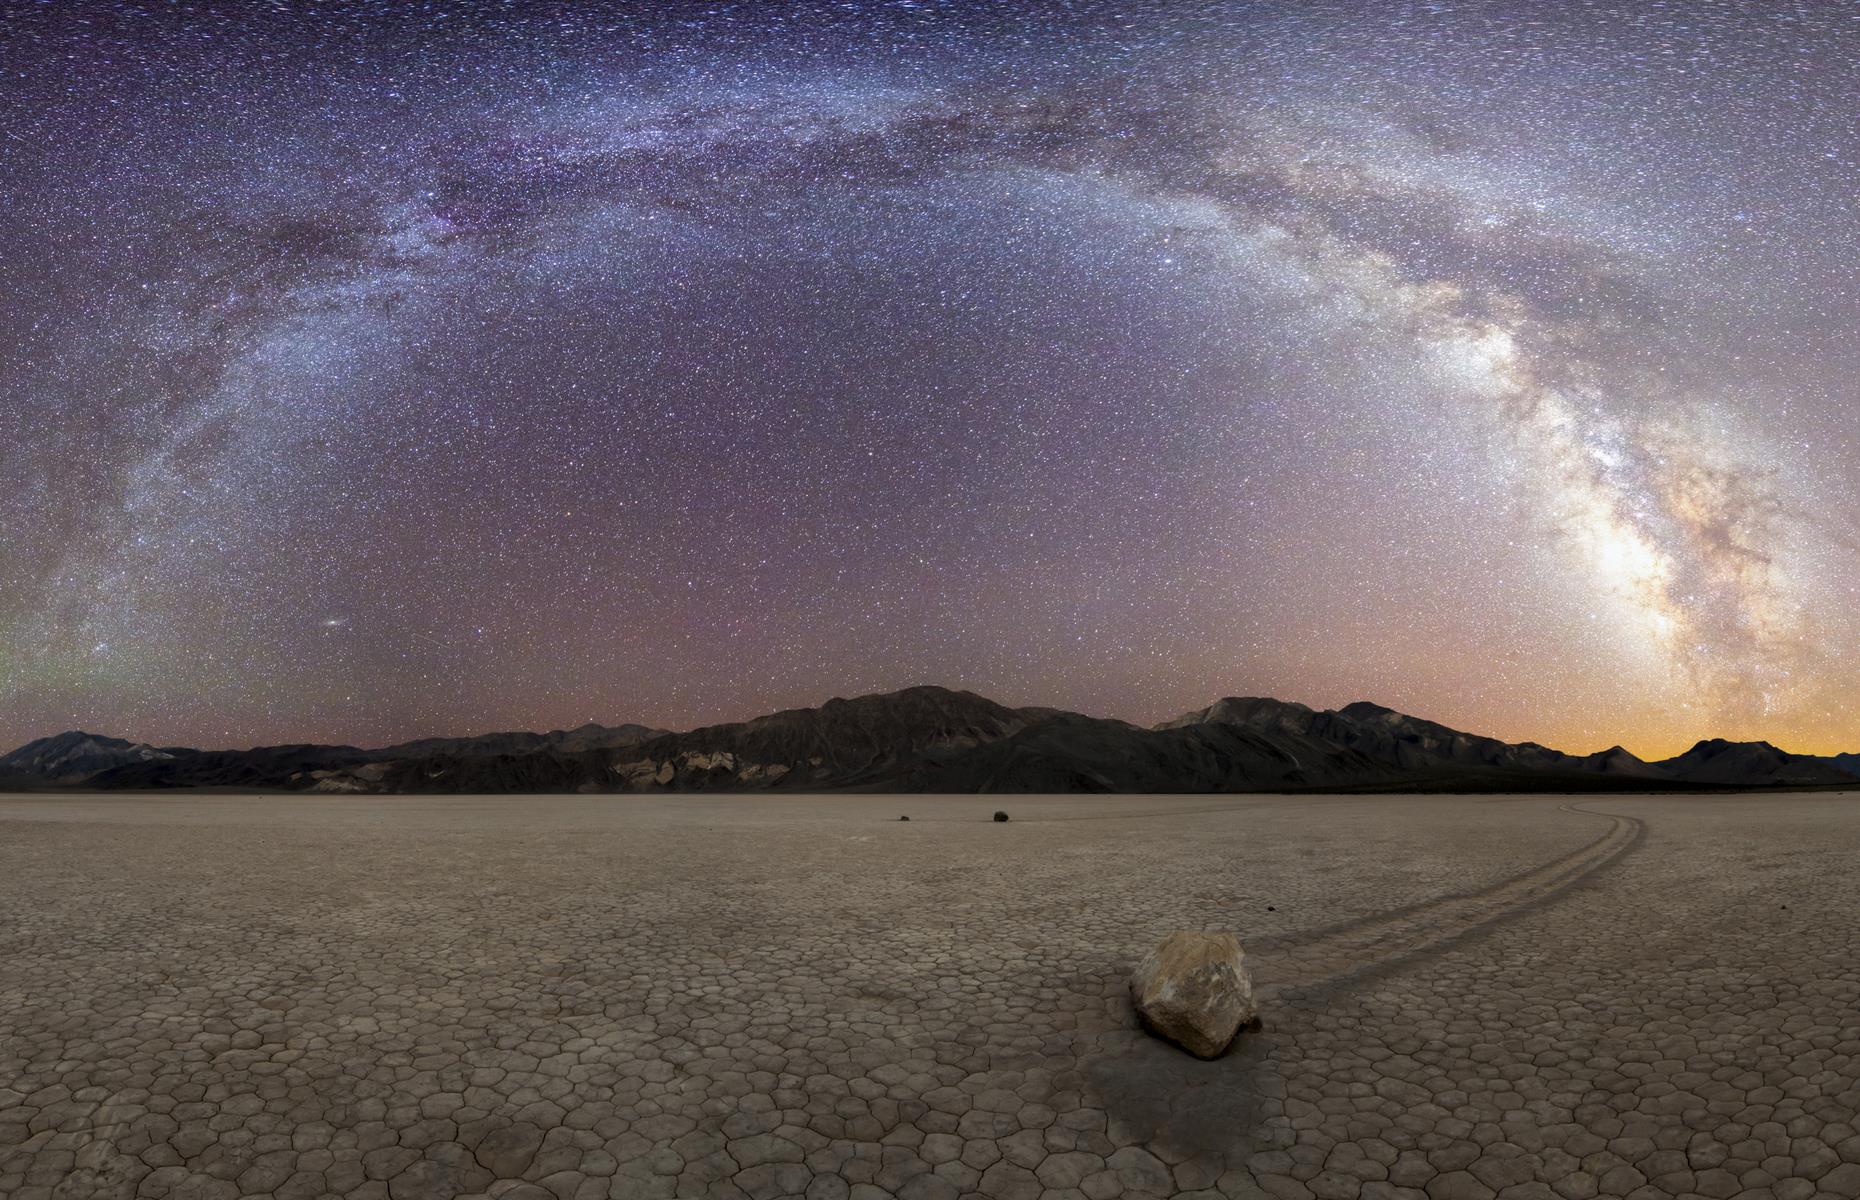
[3,1,1857,758]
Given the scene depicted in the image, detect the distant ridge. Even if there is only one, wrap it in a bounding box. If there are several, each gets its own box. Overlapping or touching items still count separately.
[0,731,179,784]
[374,721,667,761]
[4,686,1856,794]
[1648,738,1855,787]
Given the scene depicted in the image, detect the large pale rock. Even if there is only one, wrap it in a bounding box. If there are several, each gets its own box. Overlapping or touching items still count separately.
[1129,930,1256,1058]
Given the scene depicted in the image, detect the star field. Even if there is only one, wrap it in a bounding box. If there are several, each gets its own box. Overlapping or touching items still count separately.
[3,0,1857,756]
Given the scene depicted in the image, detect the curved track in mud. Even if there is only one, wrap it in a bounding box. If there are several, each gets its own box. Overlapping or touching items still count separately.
[1249,805,1644,998]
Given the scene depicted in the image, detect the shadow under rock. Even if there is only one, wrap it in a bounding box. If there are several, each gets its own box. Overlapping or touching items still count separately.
[1082,1015,1286,1184]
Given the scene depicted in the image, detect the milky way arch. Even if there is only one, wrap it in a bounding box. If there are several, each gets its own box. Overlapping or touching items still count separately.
[3,1,1855,754]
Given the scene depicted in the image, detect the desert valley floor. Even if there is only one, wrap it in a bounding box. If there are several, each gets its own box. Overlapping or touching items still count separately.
[1,793,1857,1200]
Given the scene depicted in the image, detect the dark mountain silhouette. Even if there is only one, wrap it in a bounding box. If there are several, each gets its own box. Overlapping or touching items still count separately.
[291,687,1033,794]
[61,722,669,790]
[374,721,665,760]
[5,687,1857,794]
[1156,697,1645,778]
[878,710,1403,793]
[87,744,373,789]
[0,731,182,784]
[1651,739,1857,787]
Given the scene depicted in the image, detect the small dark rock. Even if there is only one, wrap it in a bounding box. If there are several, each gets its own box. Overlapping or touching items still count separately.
[1266,905,1275,911]
[993,810,1009,822]
[899,815,910,821]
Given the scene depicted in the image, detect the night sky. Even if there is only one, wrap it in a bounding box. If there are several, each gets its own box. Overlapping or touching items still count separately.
[3,1,1856,757]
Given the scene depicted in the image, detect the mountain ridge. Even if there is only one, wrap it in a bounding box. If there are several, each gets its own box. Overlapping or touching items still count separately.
[4,686,1856,794]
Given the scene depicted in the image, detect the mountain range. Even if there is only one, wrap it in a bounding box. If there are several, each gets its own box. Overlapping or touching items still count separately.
[3,687,1856,794]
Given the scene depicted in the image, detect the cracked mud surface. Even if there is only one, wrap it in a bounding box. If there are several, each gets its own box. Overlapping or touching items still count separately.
[2,792,1858,1199]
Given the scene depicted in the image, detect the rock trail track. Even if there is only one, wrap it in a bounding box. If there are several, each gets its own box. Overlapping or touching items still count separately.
[1249,806,1645,997]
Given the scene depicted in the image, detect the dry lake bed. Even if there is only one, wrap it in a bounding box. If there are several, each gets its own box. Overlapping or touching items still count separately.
[2,792,1857,1200]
